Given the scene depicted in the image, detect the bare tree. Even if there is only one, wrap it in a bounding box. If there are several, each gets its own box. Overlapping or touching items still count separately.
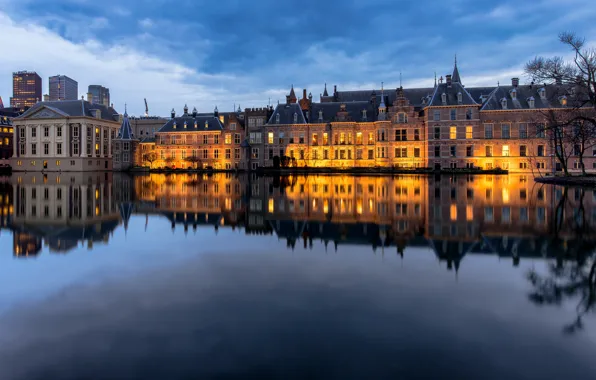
[142,152,158,169]
[525,32,596,176]
[185,156,201,170]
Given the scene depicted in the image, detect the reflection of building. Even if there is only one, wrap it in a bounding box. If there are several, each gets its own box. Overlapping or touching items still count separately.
[10,71,42,111]
[10,100,121,171]
[9,173,121,255]
[88,85,110,107]
[49,75,78,101]
[13,232,42,257]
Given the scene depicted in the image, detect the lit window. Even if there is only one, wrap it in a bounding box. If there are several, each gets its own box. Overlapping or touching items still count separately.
[268,132,274,144]
[466,126,473,139]
[502,145,510,157]
[450,126,457,139]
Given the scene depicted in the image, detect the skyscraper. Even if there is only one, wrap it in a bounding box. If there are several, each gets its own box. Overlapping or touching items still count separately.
[49,75,78,101]
[10,71,42,111]
[88,85,110,107]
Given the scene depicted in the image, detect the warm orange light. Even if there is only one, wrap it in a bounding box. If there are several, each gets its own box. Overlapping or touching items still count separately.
[450,204,457,221]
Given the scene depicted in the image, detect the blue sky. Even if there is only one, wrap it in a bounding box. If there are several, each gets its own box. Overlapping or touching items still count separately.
[0,0,594,116]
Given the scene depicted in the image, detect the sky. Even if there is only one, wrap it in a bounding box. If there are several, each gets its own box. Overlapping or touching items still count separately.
[0,0,595,116]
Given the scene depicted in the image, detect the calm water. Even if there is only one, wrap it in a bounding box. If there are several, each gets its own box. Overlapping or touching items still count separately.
[0,173,595,380]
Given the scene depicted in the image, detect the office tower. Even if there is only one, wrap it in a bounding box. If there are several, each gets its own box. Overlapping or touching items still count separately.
[10,71,42,111]
[49,75,78,101]
[88,85,110,107]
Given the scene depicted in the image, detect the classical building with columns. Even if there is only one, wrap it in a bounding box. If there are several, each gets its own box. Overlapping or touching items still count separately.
[9,100,121,171]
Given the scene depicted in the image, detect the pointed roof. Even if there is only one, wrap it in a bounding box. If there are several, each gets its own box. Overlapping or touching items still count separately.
[323,83,329,97]
[117,112,134,140]
[452,56,461,83]
[288,85,297,103]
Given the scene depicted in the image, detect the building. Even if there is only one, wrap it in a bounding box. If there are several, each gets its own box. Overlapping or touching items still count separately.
[130,116,167,140]
[88,85,110,107]
[0,115,14,160]
[10,71,42,111]
[49,75,78,101]
[136,105,246,170]
[112,111,139,171]
[10,99,121,171]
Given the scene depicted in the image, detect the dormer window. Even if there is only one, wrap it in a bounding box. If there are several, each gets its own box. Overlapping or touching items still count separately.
[275,113,280,123]
[205,121,209,129]
[560,96,568,106]
[501,98,508,110]
[421,97,426,105]
[362,109,367,121]
[173,122,177,129]
[441,93,447,105]
[538,88,546,99]
[293,113,298,123]
[318,110,323,122]
[183,121,187,128]
[457,92,462,104]
[528,97,535,109]
[194,121,197,128]
[398,112,407,123]
[510,89,517,100]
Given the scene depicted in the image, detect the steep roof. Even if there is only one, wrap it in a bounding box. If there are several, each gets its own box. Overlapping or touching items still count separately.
[117,113,134,140]
[268,103,307,125]
[18,100,120,122]
[322,87,434,107]
[480,84,576,111]
[157,115,224,133]
[428,82,478,107]
[310,101,377,123]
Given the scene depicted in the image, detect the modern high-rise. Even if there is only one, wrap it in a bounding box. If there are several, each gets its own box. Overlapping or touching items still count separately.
[88,85,110,107]
[10,71,42,111]
[49,75,78,101]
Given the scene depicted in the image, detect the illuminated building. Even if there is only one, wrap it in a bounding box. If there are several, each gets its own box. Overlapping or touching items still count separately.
[0,115,14,160]
[9,100,121,171]
[49,75,78,101]
[10,71,42,111]
[147,106,247,170]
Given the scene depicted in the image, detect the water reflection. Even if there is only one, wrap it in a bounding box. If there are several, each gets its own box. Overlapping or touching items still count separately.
[3,173,595,265]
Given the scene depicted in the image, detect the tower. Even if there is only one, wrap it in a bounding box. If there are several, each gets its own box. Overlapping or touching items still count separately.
[112,108,139,171]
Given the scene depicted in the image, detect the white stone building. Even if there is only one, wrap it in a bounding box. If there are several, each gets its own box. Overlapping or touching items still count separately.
[10,99,121,171]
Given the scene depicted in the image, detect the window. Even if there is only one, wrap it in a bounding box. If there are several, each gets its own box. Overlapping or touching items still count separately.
[57,143,62,155]
[466,126,473,139]
[202,149,208,159]
[31,143,36,155]
[355,132,362,145]
[466,108,473,120]
[234,133,241,144]
[225,133,232,144]
[367,149,374,160]
[214,135,219,144]
[434,146,440,157]
[414,148,420,158]
[574,144,581,156]
[396,129,407,141]
[433,110,440,121]
[225,148,231,159]
[57,127,62,137]
[234,148,240,160]
[230,123,236,130]
[73,143,79,155]
[502,145,509,157]
[450,126,457,139]
[31,128,36,138]
[395,148,407,158]
[484,124,493,138]
[485,146,493,157]
[519,123,528,138]
[324,149,329,159]
[20,128,25,139]
[368,132,374,144]
[450,109,457,121]
[123,153,129,162]
[299,133,305,144]
[466,146,472,157]
[312,133,318,145]
[268,132,274,144]
[518,145,527,157]
[536,124,545,138]
[398,113,407,123]
[252,148,259,159]
[123,142,130,151]
[293,113,298,123]
[414,129,420,141]
[203,135,209,145]
[43,126,49,137]
[434,127,440,139]
[43,143,49,155]
[501,124,510,138]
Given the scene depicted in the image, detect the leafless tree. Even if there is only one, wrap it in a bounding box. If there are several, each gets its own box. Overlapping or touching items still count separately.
[185,156,201,170]
[142,152,158,169]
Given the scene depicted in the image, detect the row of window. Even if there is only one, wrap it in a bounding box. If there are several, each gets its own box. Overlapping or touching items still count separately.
[23,142,112,156]
[432,108,474,121]
[159,133,242,145]
[158,148,241,160]
[19,126,116,140]
[431,144,545,158]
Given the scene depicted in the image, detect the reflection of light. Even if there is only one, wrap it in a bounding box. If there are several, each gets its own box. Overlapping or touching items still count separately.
[95,189,99,200]
[368,199,374,212]
[268,198,274,213]
[357,199,363,214]
[95,206,100,216]
[466,204,473,221]
[502,188,509,203]
[323,199,329,214]
[312,198,318,211]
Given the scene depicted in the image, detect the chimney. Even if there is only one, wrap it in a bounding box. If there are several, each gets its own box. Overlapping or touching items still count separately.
[43,94,49,102]
[303,89,307,99]
[87,92,93,103]
[446,75,452,86]
[286,95,290,105]
[171,108,176,118]
[511,78,519,87]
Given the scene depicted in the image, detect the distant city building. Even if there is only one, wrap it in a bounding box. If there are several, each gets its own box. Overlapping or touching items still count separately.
[10,99,120,171]
[10,71,42,111]
[0,96,4,109]
[0,113,14,160]
[49,75,78,101]
[88,85,110,107]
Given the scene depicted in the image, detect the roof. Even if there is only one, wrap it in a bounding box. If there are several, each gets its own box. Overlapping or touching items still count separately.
[117,114,134,140]
[157,115,224,133]
[428,82,478,107]
[310,101,378,123]
[17,100,120,122]
[322,87,434,107]
[480,84,577,111]
[140,137,156,144]
[268,103,307,125]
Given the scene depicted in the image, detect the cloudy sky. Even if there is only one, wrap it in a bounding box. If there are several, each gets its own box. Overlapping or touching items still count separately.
[0,0,594,116]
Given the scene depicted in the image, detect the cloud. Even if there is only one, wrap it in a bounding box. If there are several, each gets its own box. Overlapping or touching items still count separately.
[138,18,153,28]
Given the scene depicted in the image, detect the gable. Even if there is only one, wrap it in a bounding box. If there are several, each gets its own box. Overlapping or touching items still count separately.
[25,106,69,120]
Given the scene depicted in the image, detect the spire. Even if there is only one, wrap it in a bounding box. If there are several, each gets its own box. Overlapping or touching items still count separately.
[289,85,297,103]
[323,83,329,97]
[117,111,134,140]
[434,72,437,87]
[399,71,402,88]
[452,55,461,83]
[124,103,128,116]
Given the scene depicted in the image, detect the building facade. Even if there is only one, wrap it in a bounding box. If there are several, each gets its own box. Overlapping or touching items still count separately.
[10,100,121,171]
[49,75,78,101]
[10,71,42,111]
[88,85,110,107]
[113,112,139,171]
[0,115,14,161]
